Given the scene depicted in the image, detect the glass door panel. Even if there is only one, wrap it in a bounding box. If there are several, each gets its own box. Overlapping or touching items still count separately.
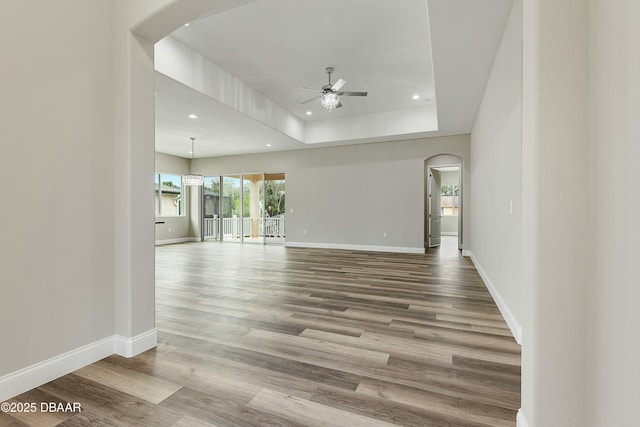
[203,176,221,240]
[222,175,242,242]
[263,173,285,244]
[242,173,264,244]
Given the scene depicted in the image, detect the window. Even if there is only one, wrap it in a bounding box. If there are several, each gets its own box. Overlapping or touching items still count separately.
[203,176,221,218]
[440,185,459,216]
[155,173,184,216]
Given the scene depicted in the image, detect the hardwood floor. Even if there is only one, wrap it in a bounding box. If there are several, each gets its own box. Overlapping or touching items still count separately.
[3,239,520,426]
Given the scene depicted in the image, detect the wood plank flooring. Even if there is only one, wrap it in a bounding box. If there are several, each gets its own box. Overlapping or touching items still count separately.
[3,238,521,426]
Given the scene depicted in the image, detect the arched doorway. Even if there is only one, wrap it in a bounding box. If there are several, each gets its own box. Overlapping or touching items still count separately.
[425,154,464,251]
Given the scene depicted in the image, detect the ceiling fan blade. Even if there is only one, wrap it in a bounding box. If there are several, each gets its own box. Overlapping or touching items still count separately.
[331,78,346,91]
[300,96,319,104]
[338,91,368,96]
[298,86,322,92]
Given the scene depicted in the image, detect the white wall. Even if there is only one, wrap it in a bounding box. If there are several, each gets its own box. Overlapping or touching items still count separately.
[441,215,458,235]
[521,0,589,425]
[193,135,470,252]
[0,0,115,377]
[469,0,523,342]
[586,0,640,425]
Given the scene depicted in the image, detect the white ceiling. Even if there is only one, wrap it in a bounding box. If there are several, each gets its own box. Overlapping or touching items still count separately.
[171,0,435,121]
[155,0,514,158]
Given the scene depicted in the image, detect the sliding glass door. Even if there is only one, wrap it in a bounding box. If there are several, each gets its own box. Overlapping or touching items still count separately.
[203,176,221,240]
[222,175,242,242]
[203,172,285,245]
[263,173,286,244]
[241,173,264,244]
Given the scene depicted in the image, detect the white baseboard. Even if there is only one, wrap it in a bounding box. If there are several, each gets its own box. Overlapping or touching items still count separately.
[0,328,157,401]
[466,251,522,345]
[285,241,424,254]
[462,249,472,257]
[155,237,200,246]
[516,409,529,427]
[0,336,114,402]
[114,328,157,358]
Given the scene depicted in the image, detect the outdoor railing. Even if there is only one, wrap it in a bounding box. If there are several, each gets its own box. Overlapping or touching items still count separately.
[260,217,285,238]
[204,217,285,240]
[203,217,219,238]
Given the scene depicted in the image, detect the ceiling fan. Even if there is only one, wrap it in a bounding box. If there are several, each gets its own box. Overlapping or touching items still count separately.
[299,67,368,111]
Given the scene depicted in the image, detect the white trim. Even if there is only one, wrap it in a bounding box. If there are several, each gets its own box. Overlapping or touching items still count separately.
[0,336,114,402]
[462,249,472,257]
[155,237,200,245]
[285,241,425,254]
[516,409,529,427]
[114,328,157,358]
[0,329,158,401]
[466,251,522,344]
[441,231,459,236]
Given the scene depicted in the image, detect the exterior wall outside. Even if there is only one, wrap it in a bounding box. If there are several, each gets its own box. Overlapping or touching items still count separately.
[155,152,190,242]
[159,192,182,216]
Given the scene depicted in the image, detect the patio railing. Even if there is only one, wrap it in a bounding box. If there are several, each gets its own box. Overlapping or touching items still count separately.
[204,217,285,240]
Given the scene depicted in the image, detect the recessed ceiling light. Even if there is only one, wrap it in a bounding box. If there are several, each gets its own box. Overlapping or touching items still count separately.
[412,94,420,100]
[188,114,198,119]
[266,144,272,147]
[306,111,312,115]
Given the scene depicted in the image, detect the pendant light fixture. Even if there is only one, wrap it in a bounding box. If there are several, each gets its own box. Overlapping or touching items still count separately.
[183,137,203,186]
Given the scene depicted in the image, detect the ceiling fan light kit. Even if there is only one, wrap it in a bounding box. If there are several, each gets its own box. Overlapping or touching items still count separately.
[300,67,368,111]
[320,91,340,111]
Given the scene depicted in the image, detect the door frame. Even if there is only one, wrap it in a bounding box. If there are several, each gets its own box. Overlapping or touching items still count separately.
[202,172,286,245]
[427,167,443,247]
[424,158,463,252]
